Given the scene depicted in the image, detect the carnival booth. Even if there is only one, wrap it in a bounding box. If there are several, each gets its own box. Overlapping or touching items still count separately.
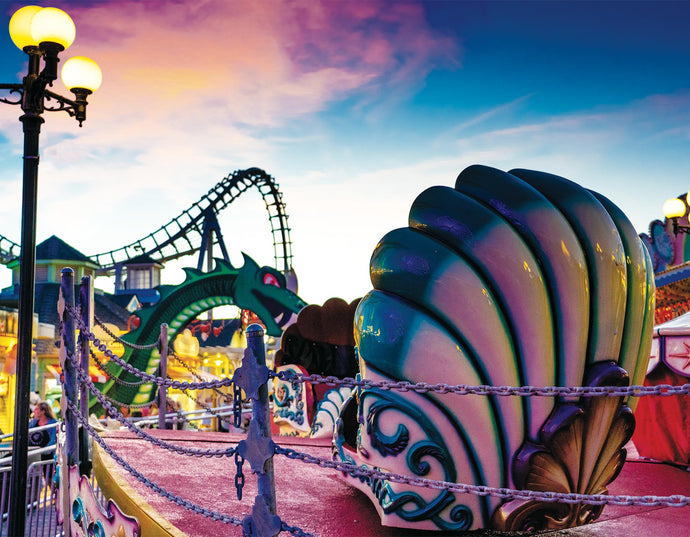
[632,313,690,466]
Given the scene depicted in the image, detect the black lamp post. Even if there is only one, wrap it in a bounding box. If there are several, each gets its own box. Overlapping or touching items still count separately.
[0,6,101,536]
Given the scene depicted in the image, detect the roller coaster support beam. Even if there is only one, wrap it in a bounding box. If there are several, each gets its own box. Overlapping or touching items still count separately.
[197,208,231,271]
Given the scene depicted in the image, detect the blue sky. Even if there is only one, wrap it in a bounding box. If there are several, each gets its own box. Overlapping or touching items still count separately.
[0,0,689,306]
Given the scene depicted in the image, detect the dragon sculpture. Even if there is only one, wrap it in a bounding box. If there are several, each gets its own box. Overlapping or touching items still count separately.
[334,165,655,532]
[92,255,307,413]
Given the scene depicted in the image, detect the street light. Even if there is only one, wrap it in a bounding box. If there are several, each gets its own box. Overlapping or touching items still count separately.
[1,6,101,536]
[663,195,690,235]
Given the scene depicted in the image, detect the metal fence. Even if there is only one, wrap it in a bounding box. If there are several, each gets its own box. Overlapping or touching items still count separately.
[0,457,60,537]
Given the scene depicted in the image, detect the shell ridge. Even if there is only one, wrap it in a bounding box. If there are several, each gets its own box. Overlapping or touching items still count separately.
[454,165,590,392]
[589,191,649,383]
[409,186,556,438]
[509,169,627,368]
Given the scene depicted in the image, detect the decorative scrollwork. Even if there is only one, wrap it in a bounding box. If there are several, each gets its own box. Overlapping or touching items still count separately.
[492,361,636,531]
[336,388,477,531]
[0,86,23,106]
[44,89,79,117]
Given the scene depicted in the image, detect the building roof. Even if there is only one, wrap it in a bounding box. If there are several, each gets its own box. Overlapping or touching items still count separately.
[30,283,131,330]
[125,254,163,267]
[36,235,98,266]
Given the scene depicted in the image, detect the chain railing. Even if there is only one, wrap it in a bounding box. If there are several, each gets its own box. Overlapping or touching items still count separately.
[73,305,690,398]
[58,275,690,537]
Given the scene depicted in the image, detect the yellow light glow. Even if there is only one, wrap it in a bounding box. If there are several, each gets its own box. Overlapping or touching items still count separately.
[215,360,222,366]
[663,197,686,220]
[174,329,199,357]
[30,7,75,49]
[9,6,42,50]
[61,56,102,92]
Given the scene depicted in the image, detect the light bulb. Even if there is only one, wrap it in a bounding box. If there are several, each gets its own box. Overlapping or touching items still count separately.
[61,56,102,92]
[9,5,42,50]
[30,7,75,50]
[663,198,686,220]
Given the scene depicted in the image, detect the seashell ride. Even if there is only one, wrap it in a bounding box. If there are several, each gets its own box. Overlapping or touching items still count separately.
[334,165,655,532]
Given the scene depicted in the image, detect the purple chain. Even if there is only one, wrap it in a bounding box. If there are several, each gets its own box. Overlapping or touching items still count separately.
[273,371,690,398]
[67,399,242,525]
[90,348,149,387]
[71,305,690,399]
[281,522,318,537]
[274,446,690,508]
[92,312,159,350]
[169,352,234,427]
[68,349,237,458]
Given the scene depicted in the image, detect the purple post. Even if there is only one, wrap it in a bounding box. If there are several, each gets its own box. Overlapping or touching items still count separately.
[234,324,281,536]
[158,324,168,430]
[60,268,79,467]
[79,275,93,476]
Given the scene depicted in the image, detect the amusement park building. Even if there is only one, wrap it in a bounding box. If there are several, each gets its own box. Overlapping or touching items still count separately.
[0,236,132,432]
[0,236,248,433]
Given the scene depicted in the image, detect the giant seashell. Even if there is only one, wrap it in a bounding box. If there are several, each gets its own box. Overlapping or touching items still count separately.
[334,165,655,531]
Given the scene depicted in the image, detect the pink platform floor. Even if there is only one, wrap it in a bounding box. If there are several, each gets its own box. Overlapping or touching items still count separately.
[97,430,690,537]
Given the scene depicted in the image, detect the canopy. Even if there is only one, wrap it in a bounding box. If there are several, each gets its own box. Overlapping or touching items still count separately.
[651,312,690,378]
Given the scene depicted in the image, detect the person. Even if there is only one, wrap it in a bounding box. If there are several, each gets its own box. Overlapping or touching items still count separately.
[28,401,57,457]
[28,401,58,495]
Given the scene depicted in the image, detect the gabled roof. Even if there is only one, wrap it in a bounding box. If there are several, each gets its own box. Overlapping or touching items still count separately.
[36,235,97,266]
[32,283,131,330]
[125,254,163,267]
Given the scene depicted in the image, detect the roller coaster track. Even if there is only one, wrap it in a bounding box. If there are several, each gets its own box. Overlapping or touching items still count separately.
[0,168,293,274]
[0,234,20,264]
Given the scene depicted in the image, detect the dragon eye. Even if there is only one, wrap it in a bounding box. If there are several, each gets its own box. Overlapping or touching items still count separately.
[263,273,280,287]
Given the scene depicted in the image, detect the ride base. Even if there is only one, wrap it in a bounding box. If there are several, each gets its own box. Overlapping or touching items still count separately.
[92,429,690,537]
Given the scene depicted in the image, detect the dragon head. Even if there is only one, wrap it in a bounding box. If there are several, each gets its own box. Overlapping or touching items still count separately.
[233,253,308,336]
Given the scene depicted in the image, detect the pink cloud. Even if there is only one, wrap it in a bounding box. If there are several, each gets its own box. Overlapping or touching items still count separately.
[56,0,460,127]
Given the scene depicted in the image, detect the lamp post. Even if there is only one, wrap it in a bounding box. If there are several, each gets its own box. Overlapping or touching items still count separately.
[1,6,101,536]
[663,195,690,235]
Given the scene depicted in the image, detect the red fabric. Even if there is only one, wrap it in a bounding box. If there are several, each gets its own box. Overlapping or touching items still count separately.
[632,363,690,466]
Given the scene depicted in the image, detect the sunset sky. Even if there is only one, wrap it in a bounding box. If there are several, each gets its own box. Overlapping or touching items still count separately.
[1,1,689,307]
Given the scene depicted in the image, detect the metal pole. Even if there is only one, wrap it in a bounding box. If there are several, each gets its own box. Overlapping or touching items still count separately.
[158,324,168,430]
[61,269,79,466]
[246,324,276,514]
[8,112,44,537]
[79,275,93,476]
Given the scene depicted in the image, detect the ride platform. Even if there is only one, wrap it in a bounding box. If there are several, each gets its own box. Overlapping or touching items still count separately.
[91,430,690,537]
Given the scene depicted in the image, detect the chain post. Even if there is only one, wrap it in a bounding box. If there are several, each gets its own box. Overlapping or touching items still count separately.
[78,275,93,477]
[158,323,169,430]
[60,269,79,467]
[58,268,78,537]
[246,323,278,533]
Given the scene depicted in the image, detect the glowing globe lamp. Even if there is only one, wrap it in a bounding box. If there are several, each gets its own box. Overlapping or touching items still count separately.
[30,7,75,50]
[663,197,686,220]
[8,5,42,50]
[61,56,102,93]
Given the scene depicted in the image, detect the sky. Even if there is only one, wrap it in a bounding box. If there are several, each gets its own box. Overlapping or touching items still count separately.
[0,0,690,308]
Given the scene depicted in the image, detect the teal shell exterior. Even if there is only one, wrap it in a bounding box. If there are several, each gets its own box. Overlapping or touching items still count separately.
[337,165,655,531]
